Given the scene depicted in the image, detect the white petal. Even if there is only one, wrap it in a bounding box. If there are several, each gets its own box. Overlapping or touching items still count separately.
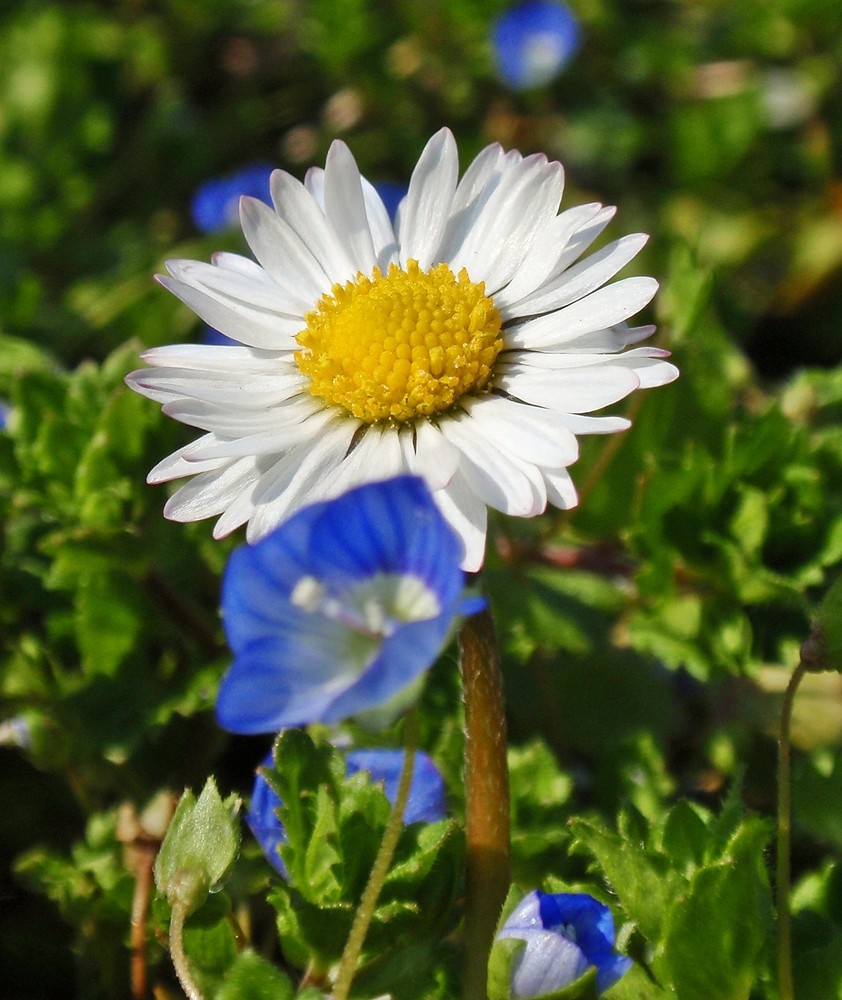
[499,346,671,371]
[461,395,579,468]
[441,413,546,517]
[611,354,679,388]
[544,467,578,510]
[551,322,658,354]
[558,413,631,434]
[323,140,377,273]
[494,203,604,308]
[507,233,649,317]
[161,398,293,436]
[138,343,282,372]
[240,197,331,308]
[304,166,325,207]
[501,206,618,322]
[186,406,335,460]
[400,419,461,490]
[158,267,301,351]
[270,169,357,284]
[436,143,506,263]
[360,177,400,270]
[129,367,304,407]
[164,456,261,521]
[453,157,565,294]
[398,128,459,270]
[432,471,488,572]
[449,155,563,289]
[246,421,360,540]
[501,365,641,412]
[209,251,276,282]
[504,277,658,350]
[147,435,228,482]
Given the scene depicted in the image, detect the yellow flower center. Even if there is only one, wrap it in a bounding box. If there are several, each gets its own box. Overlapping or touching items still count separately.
[295,260,503,423]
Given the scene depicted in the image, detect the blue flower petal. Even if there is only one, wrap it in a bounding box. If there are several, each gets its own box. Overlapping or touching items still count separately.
[247,746,447,875]
[346,748,447,824]
[493,0,581,91]
[498,890,631,997]
[191,162,275,234]
[217,477,469,731]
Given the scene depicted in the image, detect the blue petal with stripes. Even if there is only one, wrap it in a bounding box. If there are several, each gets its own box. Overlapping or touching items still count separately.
[216,476,477,732]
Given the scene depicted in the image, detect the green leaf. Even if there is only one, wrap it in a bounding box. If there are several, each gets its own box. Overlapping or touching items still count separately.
[660,822,773,1000]
[815,575,842,672]
[154,778,240,916]
[569,818,676,943]
[217,950,295,1000]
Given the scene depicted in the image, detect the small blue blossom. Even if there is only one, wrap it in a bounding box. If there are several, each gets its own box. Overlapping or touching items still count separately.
[191,162,274,234]
[216,476,480,733]
[0,402,9,430]
[492,1,581,90]
[497,891,632,997]
[248,747,447,876]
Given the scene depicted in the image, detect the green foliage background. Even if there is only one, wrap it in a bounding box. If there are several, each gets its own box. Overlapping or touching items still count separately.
[2,0,842,996]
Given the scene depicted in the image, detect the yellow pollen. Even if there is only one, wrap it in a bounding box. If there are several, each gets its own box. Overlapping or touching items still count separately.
[295,260,504,423]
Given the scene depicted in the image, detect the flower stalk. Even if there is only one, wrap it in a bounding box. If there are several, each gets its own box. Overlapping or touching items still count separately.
[776,656,807,1000]
[459,605,510,1000]
[169,896,205,1000]
[332,709,419,1000]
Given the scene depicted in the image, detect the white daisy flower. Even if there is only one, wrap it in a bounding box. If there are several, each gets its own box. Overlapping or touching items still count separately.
[127,128,677,572]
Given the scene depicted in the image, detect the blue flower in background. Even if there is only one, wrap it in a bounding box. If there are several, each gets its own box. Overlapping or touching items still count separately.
[0,402,9,430]
[493,1,580,90]
[216,476,479,733]
[248,746,447,876]
[191,162,274,234]
[497,891,632,997]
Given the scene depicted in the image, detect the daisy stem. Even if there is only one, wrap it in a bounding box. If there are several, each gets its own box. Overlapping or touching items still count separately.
[169,901,205,1000]
[777,655,807,1000]
[459,605,510,1000]
[332,709,419,1000]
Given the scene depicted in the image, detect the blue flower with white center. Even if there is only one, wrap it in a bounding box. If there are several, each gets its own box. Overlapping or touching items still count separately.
[492,1,581,91]
[497,891,632,997]
[248,747,447,876]
[216,476,479,732]
[191,162,274,234]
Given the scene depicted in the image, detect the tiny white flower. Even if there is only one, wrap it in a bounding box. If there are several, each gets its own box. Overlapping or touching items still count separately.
[128,129,677,571]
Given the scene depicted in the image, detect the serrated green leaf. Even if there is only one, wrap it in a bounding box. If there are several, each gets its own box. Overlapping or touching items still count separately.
[569,818,676,943]
[660,801,708,873]
[660,832,773,1000]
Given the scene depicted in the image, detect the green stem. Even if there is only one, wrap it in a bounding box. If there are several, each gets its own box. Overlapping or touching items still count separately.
[459,607,510,1000]
[332,709,419,1000]
[777,658,807,1000]
[169,902,205,1000]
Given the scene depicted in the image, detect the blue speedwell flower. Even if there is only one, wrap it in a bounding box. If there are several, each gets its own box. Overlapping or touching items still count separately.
[497,891,632,997]
[248,747,446,875]
[216,476,477,732]
[191,163,274,234]
[493,1,581,90]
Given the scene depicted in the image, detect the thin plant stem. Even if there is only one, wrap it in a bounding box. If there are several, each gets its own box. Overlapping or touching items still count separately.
[130,839,156,1000]
[169,902,205,1000]
[459,606,510,1000]
[332,709,419,1000]
[777,658,807,1000]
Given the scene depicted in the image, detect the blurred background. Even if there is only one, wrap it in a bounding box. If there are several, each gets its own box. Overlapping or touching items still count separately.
[2,0,842,996]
